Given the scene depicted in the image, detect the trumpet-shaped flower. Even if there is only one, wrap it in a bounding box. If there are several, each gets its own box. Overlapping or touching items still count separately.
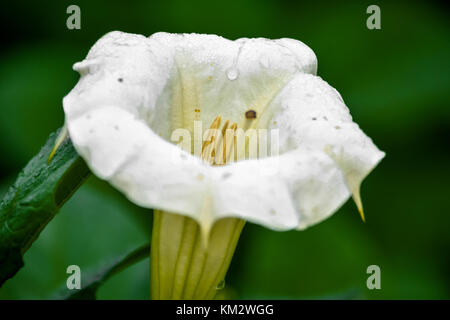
[60,31,384,299]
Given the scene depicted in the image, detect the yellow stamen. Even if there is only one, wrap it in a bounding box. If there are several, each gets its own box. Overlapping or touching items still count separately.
[201,117,240,166]
[223,123,238,164]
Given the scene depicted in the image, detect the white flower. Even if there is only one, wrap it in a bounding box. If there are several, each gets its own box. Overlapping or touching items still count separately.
[60,31,384,299]
[63,31,383,230]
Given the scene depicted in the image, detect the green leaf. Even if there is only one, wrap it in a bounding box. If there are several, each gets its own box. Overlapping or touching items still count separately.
[58,243,150,300]
[0,128,90,286]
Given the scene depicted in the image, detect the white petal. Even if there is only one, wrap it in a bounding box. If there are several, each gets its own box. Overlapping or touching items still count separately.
[67,106,214,221]
[211,73,385,229]
[63,31,384,232]
[270,73,385,224]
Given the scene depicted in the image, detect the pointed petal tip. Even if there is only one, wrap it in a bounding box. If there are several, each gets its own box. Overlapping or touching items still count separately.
[47,148,57,164]
[48,124,69,164]
[358,207,366,223]
[352,187,366,223]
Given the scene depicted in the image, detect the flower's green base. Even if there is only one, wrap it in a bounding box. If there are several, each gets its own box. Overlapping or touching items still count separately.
[151,211,245,299]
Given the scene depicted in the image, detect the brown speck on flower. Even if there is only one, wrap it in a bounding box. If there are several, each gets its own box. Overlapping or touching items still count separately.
[245,110,257,119]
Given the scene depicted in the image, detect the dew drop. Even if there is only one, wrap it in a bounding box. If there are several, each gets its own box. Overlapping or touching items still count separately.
[226,68,239,81]
[216,279,225,290]
[260,56,270,68]
[222,172,232,179]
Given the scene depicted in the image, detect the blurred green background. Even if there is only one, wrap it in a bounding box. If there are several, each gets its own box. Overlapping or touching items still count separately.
[0,0,449,299]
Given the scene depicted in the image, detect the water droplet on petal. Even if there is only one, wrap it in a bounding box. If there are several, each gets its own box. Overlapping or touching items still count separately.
[226,68,239,81]
[216,279,225,290]
[260,56,270,68]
